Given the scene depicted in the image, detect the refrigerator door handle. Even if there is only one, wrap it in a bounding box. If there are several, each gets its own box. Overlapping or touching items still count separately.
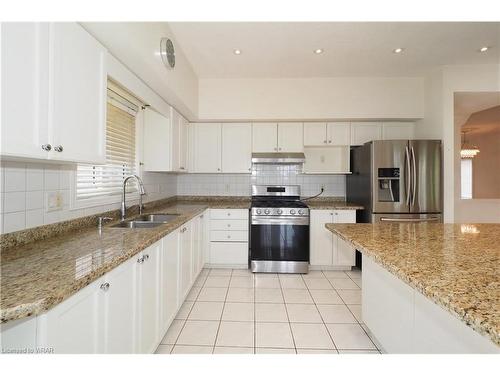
[380,217,440,222]
[404,146,411,206]
[411,146,416,207]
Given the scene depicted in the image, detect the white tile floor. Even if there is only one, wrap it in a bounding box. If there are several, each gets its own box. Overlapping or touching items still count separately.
[155,268,381,354]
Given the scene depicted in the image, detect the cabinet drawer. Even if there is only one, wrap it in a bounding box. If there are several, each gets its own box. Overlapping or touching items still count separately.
[210,230,248,242]
[210,219,248,231]
[210,209,248,220]
[332,210,356,223]
[210,242,248,265]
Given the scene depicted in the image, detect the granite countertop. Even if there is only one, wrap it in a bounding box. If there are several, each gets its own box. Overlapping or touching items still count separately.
[0,199,250,323]
[325,223,500,346]
[306,201,363,210]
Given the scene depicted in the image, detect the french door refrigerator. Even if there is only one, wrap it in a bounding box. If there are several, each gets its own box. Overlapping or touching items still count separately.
[347,140,442,224]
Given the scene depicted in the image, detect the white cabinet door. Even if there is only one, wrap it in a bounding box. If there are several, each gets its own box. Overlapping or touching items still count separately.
[252,123,278,152]
[278,123,303,152]
[1,23,49,159]
[143,108,171,171]
[304,123,327,146]
[179,222,193,299]
[41,277,101,353]
[50,23,107,164]
[382,122,415,140]
[199,212,208,271]
[170,108,181,171]
[222,123,252,173]
[161,229,180,334]
[192,123,222,173]
[137,242,161,353]
[209,242,248,265]
[179,115,189,172]
[350,122,383,146]
[191,215,200,278]
[310,210,334,266]
[335,236,356,267]
[327,122,351,146]
[100,256,137,354]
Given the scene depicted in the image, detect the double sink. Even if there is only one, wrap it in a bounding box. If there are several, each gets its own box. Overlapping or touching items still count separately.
[111,213,181,229]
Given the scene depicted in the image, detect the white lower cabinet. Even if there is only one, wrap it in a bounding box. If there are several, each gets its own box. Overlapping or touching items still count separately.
[208,209,249,267]
[179,221,193,300]
[100,257,137,354]
[39,276,102,354]
[1,211,209,354]
[160,229,180,335]
[136,243,161,354]
[310,209,356,268]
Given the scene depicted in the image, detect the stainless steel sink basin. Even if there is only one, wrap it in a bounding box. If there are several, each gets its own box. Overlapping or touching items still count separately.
[135,213,181,223]
[110,221,164,229]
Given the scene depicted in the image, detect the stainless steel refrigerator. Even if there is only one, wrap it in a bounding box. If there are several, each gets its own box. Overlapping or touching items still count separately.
[347,140,442,224]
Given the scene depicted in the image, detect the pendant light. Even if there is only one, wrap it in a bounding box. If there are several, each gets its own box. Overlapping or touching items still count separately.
[460,129,480,159]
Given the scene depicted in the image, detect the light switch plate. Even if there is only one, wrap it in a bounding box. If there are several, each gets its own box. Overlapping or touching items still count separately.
[46,191,63,212]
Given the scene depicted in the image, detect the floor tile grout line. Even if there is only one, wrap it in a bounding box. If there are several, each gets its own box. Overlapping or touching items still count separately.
[278,274,298,353]
[304,272,339,353]
[170,270,209,353]
[212,269,233,353]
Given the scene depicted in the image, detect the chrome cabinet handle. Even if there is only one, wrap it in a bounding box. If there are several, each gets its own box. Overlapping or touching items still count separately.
[100,282,110,291]
[181,227,187,233]
[54,145,63,152]
[179,167,185,170]
[137,256,145,264]
[328,140,332,144]
[143,254,150,261]
[41,144,52,151]
[227,235,231,239]
[278,147,282,151]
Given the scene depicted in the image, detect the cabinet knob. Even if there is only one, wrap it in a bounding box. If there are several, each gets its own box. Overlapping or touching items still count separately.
[179,167,185,170]
[100,282,110,291]
[227,235,231,239]
[278,147,282,151]
[137,256,145,264]
[274,147,277,151]
[41,144,52,151]
[217,168,221,171]
[143,254,150,261]
[54,145,63,152]
[328,140,332,144]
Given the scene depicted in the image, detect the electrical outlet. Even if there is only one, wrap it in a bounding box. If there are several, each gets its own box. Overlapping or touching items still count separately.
[46,191,63,212]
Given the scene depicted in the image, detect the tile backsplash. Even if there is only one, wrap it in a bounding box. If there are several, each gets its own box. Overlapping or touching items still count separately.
[0,161,177,234]
[177,164,346,198]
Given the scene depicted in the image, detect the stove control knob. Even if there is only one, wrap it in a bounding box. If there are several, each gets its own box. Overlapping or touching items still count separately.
[298,209,304,215]
[256,209,262,215]
[277,209,283,215]
[290,209,296,215]
[264,209,270,215]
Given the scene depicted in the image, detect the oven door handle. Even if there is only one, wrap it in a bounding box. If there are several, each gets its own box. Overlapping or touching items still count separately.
[251,217,309,226]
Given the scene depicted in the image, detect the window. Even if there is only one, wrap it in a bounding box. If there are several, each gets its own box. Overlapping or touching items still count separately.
[461,158,473,199]
[76,87,139,202]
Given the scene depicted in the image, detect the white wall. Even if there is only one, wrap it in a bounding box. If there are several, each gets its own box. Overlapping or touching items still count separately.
[82,22,198,120]
[417,64,500,223]
[198,77,424,121]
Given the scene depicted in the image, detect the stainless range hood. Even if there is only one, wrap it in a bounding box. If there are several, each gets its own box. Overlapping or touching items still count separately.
[251,152,306,164]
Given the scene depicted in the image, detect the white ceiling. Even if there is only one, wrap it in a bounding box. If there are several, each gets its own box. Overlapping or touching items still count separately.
[168,22,500,78]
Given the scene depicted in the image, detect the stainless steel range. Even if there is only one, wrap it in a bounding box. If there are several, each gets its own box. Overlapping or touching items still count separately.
[249,185,309,274]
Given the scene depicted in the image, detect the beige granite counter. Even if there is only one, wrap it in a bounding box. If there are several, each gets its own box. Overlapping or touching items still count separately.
[0,199,250,323]
[325,223,500,346]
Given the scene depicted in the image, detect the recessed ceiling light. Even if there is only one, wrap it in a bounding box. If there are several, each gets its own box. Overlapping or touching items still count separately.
[393,48,404,54]
[314,48,323,54]
[233,49,242,55]
[479,46,489,53]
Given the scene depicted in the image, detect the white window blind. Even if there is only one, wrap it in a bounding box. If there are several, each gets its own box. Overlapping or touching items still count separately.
[76,89,139,201]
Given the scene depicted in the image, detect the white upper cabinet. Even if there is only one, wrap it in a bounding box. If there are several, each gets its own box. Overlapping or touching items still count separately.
[191,123,222,173]
[350,122,383,146]
[382,122,415,140]
[278,122,303,152]
[143,108,171,171]
[50,23,107,164]
[222,123,252,173]
[304,122,350,146]
[304,123,328,146]
[1,22,107,164]
[1,23,50,160]
[252,123,278,152]
[179,115,189,172]
[327,122,351,145]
